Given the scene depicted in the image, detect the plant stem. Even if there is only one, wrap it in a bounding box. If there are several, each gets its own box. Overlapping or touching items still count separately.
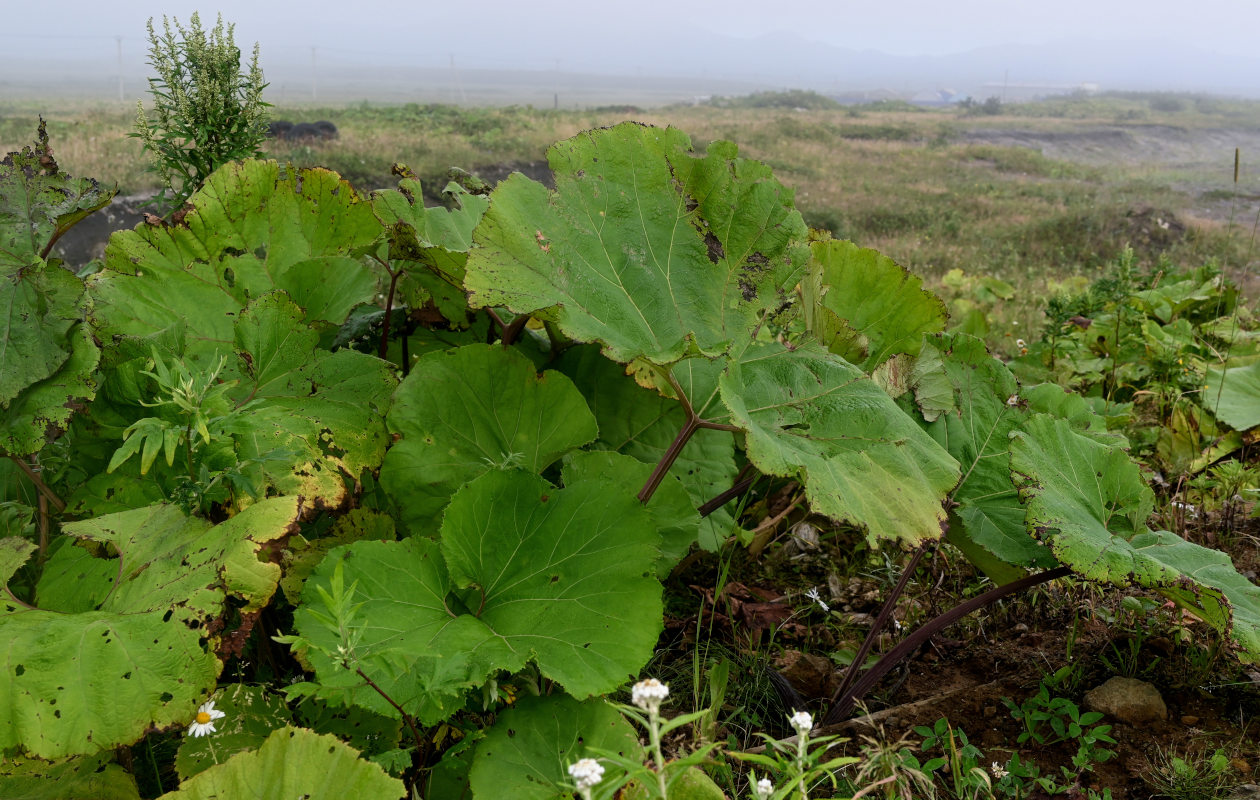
[356,667,426,753]
[379,267,403,359]
[9,456,65,513]
[824,566,1071,724]
[697,464,757,517]
[829,545,930,707]
[638,416,700,504]
[648,708,668,798]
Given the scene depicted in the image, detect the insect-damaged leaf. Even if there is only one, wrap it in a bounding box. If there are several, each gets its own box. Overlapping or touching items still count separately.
[90,160,381,366]
[159,727,404,800]
[465,122,810,365]
[1,499,298,758]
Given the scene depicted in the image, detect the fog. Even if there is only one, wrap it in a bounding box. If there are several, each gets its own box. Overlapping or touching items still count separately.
[4,0,1260,105]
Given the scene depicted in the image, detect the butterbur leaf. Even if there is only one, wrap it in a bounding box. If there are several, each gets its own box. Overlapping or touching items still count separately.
[1205,362,1260,432]
[915,334,1054,578]
[465,122,809,365]
[292,471,662,721]
[0,499,298,758]
[90,160,382,365]
[468,694,641,800]
[372,173,489,325]
[159,727,405,800]
[0,119,115,271]
[562,450,701,575]
[1012,414,1260,661]
[0,752,140,800]
[802,238,947,370]
[380,344,597,531]
[719,340,960,545]
[0,125,105,455]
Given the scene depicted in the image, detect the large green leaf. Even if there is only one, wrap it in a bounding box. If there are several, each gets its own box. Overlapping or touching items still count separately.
[0,126,108,456]
[562,450,701,574]
[468,694,641,800]
[0,499,297,758]
[380,344,597,531]
[89,160,382,364]
[1205,361,1260,431]
[0,752,140,800]
[1011,414,1260,661]
[465,123,809,365]
[802,238,947,370]
[719,341,960,545]
[915,334,1053,577]
[225,294,397,506]
[292,471,662,721]
[158,727,405,800]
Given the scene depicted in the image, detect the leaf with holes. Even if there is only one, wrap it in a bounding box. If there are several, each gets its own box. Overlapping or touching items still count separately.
[465,122,809,365]
[89,160,382,366]
[0,499,297,758]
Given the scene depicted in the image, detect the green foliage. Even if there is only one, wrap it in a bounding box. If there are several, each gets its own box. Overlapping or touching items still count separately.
[133,13,269,209]
[157,726,404,799]
[1141,746,1234,800]
[468,694,641,800]
[0,123,109,456]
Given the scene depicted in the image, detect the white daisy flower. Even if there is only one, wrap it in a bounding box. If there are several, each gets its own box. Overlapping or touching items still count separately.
[187,700,226,737]
[568,758,604,790]
[789,710,813,737]
[631,678,670,713]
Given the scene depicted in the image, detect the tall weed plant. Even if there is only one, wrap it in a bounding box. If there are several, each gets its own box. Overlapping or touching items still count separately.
[133,12,269,210]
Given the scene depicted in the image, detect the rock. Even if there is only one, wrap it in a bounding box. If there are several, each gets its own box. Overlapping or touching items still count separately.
[775,650,837,698]
[1083,677,1167,724]
[1181,715,1199,725]
[1233,759,1252,776]
[1229,784,1260,800]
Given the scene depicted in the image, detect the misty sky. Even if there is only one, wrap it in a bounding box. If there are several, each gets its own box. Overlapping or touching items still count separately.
[6,0,1259,65]
[4,0,1260,100]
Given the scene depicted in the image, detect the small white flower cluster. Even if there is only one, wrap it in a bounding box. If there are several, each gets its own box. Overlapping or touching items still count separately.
[753,774,774,799]
[568,758,605,790]
[632,678,670,714]
[789,710,813,737]
[187,700,225,737]
[805,586,830,612]
[991,761,1009,779]
[1171,500,1199,519]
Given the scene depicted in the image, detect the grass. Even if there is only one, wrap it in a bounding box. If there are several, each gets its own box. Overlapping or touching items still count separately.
[4,91,1258,349]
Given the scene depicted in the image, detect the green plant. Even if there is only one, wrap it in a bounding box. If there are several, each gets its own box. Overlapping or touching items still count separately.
[1141,746,1234,799]
[912,718,992,800]
[733,711,857,799]
[133,12,269,209]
